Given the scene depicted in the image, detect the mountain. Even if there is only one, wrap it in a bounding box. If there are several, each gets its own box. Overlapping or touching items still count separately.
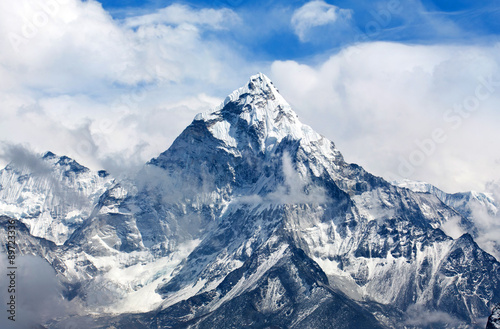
[1,73,499,329]
[393,180,498,223]
[394,179,500,260]
[0,152,113,244]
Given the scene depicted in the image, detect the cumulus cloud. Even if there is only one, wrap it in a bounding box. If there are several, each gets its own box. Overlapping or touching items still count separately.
[0,0,256,172]
[270,41,500,192]
[0,0,242,88]
[291,0,352,42]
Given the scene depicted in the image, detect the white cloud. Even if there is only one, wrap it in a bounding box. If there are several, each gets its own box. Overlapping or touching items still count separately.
[404,304,463,327]
[0,0,257,173]
[124,3,240,29]
[470,181,500,259]
[440,216,466,239]
[270,41,500,193]
[239,152,328,205]
[0,0,244,89]
[291,0,352,42]
[268,152,328,204]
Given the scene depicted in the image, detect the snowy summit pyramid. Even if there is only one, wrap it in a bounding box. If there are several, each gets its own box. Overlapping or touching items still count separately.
[194,73,322,150]
[1,74,499,328]
[152,72,341,172]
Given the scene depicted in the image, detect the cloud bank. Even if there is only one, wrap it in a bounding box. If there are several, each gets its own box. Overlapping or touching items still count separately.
[270,41,500,193]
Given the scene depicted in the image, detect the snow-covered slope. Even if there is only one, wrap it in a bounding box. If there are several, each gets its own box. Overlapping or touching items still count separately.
[0,152,113,244]
[1,74,499,329]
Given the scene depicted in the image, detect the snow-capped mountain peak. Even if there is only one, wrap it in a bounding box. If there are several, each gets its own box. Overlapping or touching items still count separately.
[0,151,113,244]
[195,73,322,153]
[196,73,287,118]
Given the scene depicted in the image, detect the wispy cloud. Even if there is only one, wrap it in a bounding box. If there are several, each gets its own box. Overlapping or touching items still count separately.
[0,143,52,176]
[239,152,328,205]
[0,0,256,171]
[404,304,463,327]
[124,3,240,29]
[0,143,91,209]
[291,0,352,42]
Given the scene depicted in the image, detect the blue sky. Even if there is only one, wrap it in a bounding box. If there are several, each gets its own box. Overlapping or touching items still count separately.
[0,0,499,193]
[98,0,500,61]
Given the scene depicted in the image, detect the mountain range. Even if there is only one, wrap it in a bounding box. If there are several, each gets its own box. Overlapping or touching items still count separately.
[1,73,499,328]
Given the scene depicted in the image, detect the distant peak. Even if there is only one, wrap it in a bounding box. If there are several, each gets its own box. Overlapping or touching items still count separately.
[42,151,57,160]
[98,170,110,178]
[40,152,91,176]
